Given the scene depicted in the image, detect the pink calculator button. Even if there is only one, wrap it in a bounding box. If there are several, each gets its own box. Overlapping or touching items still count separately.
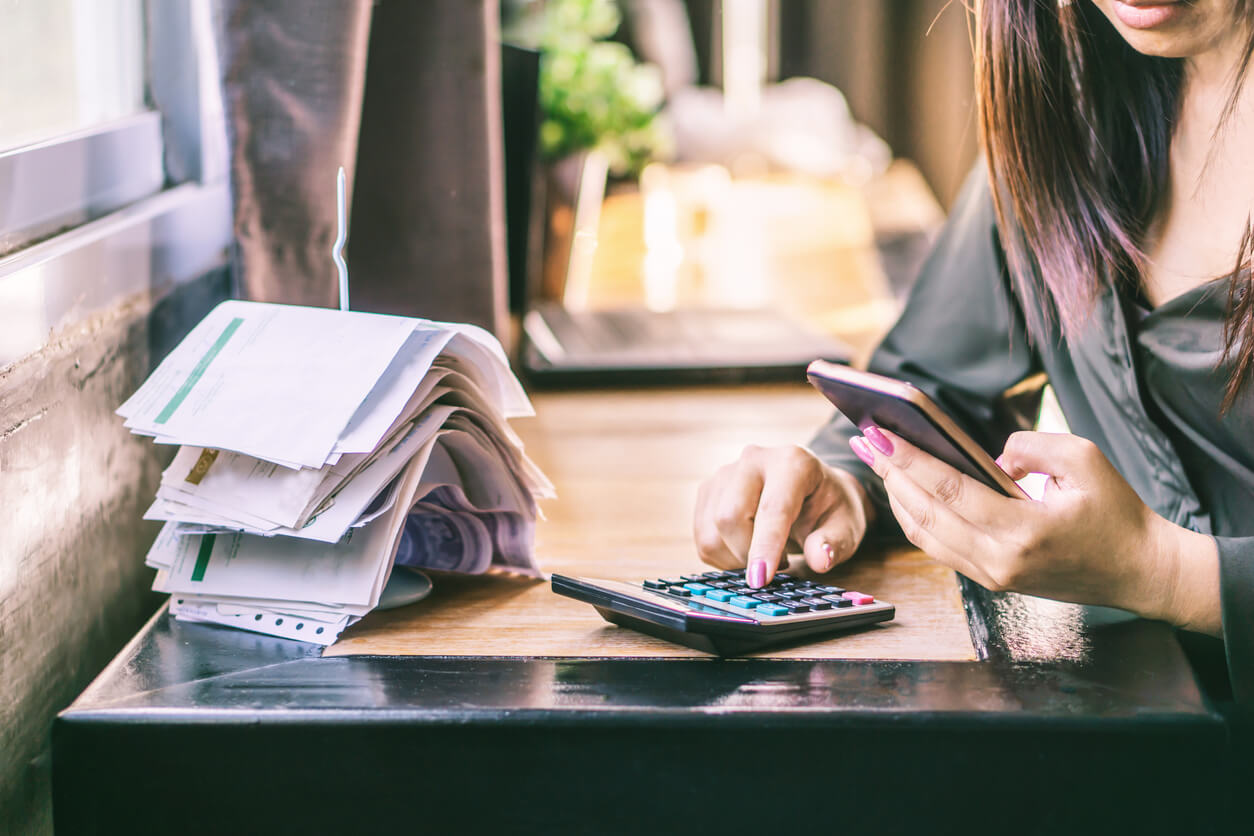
[843,591,874,605]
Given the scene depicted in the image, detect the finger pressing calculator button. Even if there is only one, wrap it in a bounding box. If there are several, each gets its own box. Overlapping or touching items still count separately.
[843,592,874,605]
[755,603,789,616]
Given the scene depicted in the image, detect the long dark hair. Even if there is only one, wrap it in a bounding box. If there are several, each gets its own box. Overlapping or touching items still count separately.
[976,0,1254,412]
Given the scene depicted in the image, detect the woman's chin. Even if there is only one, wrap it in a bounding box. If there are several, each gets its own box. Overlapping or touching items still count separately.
[1094,1,1230,60]
[1114,30,1199,58]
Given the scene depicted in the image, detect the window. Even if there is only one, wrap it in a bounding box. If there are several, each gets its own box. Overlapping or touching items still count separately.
[0,0,232,367]
[0,0,146,153]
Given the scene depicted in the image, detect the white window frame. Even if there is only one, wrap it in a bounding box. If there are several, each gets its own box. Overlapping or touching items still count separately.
[0,114,166,257]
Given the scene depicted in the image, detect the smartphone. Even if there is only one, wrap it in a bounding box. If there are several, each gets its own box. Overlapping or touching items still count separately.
[806,359,1026,498]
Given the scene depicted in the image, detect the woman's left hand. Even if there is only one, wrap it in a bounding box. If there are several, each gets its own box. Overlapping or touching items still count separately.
[849,427,1218,632]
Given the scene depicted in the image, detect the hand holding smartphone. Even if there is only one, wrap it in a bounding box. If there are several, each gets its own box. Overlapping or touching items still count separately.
[806,360,1027,498]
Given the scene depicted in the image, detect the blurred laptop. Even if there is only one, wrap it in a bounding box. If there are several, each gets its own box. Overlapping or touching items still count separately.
[521,302,852,386]
[501,43,851,387]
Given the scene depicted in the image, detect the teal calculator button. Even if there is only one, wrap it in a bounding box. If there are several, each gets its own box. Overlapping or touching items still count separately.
[755,603,789,616]
[729,595,758,609]
[683,583,713,593]
[704,589,733,602]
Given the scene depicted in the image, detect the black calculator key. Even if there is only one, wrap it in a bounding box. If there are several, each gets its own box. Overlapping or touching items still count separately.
[643,580,668,589]
[709,581,733,589]
[821,595,852,607]
[669,588,692,597]
[817,586,845,595]
[777,601,810,613]
[752,594,782,602]
[681,574,706,582]
[661,579,685,586]
[774,573,793,582]
[802,597,833,609]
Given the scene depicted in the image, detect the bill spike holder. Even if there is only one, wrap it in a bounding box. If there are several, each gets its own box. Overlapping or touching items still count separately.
[333,166,350,311]
[333,165,434,610]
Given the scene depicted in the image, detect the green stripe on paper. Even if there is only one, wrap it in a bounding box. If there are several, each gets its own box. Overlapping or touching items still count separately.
[155,317,244,425]
[190,534,215,582]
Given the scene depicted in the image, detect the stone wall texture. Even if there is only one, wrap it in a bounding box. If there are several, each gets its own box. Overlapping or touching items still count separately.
[0,271,227,834]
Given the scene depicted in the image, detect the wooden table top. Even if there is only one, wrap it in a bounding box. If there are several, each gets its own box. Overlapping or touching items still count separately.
[328,384,977,661]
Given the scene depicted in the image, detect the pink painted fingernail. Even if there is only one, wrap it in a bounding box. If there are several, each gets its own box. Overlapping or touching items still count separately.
[822,542,835,570]
[747,559,767,588]
[864,426,894,456]
[849,436,875,466]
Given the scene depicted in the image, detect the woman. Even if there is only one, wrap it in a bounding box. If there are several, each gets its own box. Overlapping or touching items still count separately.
[693,0,1254,700]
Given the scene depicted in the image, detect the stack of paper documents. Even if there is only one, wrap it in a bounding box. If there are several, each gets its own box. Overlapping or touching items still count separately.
[120,300,553,644]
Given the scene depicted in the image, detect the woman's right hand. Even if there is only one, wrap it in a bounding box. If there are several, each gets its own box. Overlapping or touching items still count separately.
[692,444,875,588]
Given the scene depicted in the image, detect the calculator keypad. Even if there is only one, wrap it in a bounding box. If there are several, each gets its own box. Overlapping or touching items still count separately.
[643,569,877,619]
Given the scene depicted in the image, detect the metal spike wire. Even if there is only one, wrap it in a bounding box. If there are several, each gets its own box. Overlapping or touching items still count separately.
[334,166,349,311]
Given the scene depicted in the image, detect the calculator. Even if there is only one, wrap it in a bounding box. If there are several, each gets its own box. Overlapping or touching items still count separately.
[551,568,894,655]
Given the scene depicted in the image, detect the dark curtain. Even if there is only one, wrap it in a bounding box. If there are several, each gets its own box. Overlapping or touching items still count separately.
[215,0,374,308]
[347,0,509,336]
[213,0,507,337]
